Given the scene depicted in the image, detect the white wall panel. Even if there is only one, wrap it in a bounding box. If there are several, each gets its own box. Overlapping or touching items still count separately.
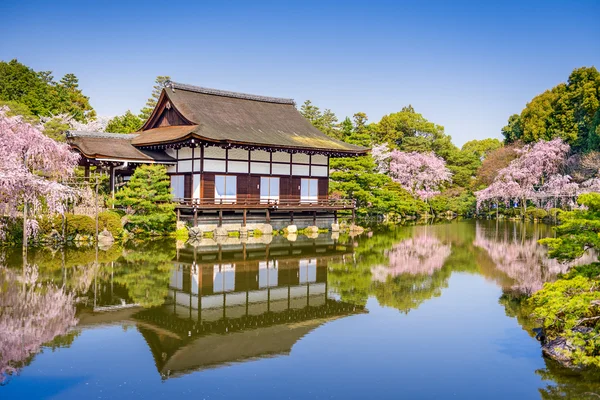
[311,165,328,177]
[204,146,226,159]
[166,165,176,173]
[204,159,226,172]
[228,148,249,160]
[178,147,193,159]
[193,160,201,171]
[293,153,310,163]
[312,154,328,165]
[272,151,291,162]
[272,163,290,175]
[251,150,270,161]
[292,164,310,176]
[178,160,193,172]
[250,162,270,174]
[228,160,249,173]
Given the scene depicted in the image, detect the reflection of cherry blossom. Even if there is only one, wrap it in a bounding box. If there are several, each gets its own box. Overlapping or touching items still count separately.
[371,232,451,282]
[474,223,596,293]
[0,265,78,384]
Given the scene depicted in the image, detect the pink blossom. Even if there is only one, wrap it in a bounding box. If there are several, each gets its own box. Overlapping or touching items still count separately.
[475,138,572,209]
[387,150,452,200]
[0,107,80,239]
[0,265,78,384]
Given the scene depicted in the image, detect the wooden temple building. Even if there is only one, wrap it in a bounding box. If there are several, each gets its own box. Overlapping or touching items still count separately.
[67,82,368,226]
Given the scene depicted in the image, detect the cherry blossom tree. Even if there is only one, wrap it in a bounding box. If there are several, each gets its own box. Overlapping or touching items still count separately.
[0,107,80,242]
[475,138,572,213]
[390,151,452,200]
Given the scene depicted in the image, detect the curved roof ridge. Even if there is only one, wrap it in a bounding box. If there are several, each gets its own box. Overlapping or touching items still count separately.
[67,131,139,139]
[166,81,296,105]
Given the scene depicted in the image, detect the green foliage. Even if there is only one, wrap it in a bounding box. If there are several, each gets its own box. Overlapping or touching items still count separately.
[429,188,476,216]
[98,211,124,238]
[0,217,23,245]
[139,75,170,122]
[65,214,96,237]
[528,275,600,367]
[329,155,426,216]
[0,59,95,122]
[105,110,143,133]
[42,117,70,142]
[114,164,176,235]
[539,193,600,260]
[299,100,340,139]
[526,207,548,220]
[502,66,600,152]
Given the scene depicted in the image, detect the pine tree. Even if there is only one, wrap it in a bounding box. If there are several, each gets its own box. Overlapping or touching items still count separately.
[139,75,171,122]
[114,165,176,235]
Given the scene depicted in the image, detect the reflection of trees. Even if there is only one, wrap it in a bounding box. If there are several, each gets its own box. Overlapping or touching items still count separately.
[371,233,451,281]
[328,229,413,306]
[0,265,78,384]
[113,240,175,308]
[474,222,596,294]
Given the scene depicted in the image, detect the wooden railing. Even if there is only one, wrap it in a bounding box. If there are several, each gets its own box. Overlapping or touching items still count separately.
[172,196,356,210]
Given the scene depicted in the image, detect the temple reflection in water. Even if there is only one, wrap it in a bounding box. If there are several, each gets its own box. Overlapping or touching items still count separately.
[79,236,366,379]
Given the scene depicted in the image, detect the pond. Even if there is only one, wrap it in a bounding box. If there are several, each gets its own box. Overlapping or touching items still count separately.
[1,220,600,399]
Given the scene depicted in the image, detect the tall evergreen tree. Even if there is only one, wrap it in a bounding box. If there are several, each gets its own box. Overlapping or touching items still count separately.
[139,75,171,122]
[114,164,176,235]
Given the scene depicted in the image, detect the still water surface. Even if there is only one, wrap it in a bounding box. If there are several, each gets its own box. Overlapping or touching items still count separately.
[1,220,599,399]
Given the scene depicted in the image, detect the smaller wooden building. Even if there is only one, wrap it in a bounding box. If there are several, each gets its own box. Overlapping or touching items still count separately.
[68,82,368,225]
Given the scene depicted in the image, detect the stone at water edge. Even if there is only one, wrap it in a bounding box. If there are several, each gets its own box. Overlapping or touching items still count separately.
[541,326,593,369]
[286,225,298,234]
[97,229,114,244]
[331,223,340,232]
[261,224,273,234]
[304,225,318,233]
[214,227,228,237]
[286,233,298,242]
[240,227,248,237]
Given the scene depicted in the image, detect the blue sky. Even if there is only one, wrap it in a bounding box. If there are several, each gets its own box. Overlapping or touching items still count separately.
[1,0,599,146]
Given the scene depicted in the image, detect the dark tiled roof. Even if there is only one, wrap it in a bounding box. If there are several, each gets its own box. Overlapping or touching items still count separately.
[67,131,175,163]
[133,82,368,155]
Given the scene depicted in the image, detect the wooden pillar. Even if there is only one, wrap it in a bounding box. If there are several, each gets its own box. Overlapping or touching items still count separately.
[266,208,270,223]
[334,210,338,224]
[351,208,356,225]
[84,165,90,180]
[218,209,223,227]
[290,211,294,223]
[242,209,247,227]
[193,209,198,227]
[177,208,181,224]
[109,165,115,198]
[313,211,317,226]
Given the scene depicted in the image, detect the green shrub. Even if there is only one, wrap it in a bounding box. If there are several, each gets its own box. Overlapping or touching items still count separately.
[526,208,548,220]
[528,275,600,367]
[65,214,96,237]
[548,208,563,219]
[37,214,63,235]
[0,217,24,244]
[98,211,124,238]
